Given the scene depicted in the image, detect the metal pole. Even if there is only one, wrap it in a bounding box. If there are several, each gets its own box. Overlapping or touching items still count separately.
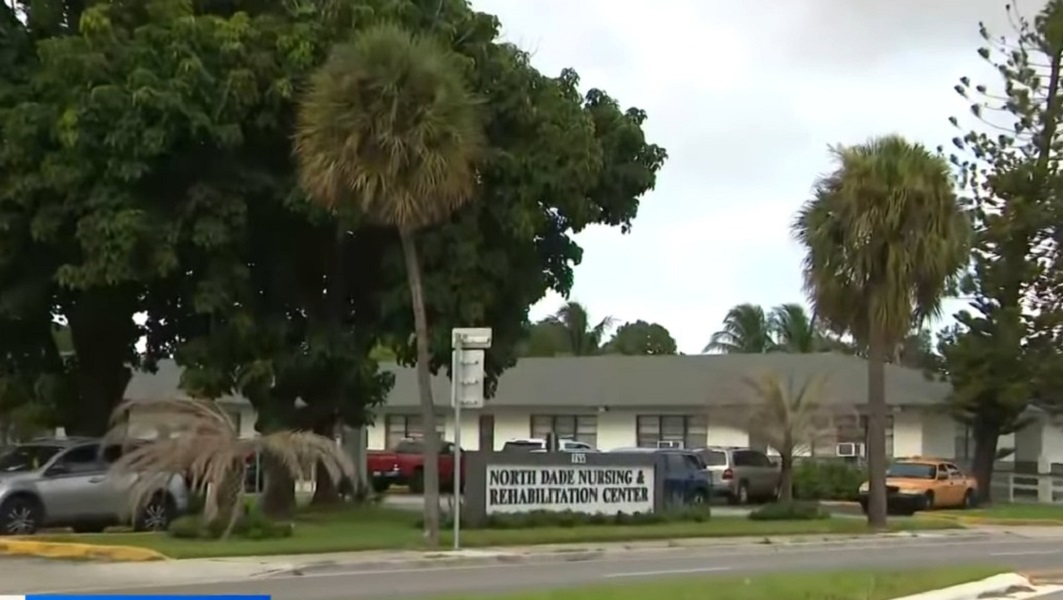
[452,346,462,550]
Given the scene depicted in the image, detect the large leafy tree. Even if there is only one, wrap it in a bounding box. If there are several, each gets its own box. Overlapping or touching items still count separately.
[604,320,677,355]
[294,23,484,546]
[792,135,971,529]
[943,0,1063,499]
[768,304,819,353]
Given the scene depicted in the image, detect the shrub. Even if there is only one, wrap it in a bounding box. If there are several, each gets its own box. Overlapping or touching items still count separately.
[167,509,293,540]
[421,506,712,530]
[792,460,865,501]
[748,501,829,521]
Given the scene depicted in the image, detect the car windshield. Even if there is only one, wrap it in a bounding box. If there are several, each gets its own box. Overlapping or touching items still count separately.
[502,441,542,452]
[887,463,937,479]
[701,450,727,466]
[393,440,424,454]
[0,445,61,473]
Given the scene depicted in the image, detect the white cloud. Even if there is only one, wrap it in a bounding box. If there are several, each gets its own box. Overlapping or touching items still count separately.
[473,0,1044,352]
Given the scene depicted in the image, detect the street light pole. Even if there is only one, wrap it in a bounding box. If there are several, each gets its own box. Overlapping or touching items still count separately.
[450,328,491,551]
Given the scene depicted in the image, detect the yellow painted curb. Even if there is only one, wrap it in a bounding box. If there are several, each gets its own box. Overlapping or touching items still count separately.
[917,513,1063,527]
[0,539,169,561]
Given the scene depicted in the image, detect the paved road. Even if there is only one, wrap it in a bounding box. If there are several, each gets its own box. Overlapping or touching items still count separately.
[25,532,1063,600]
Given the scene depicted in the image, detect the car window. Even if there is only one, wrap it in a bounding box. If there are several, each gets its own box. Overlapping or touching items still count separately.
[684,454,704,470]
[946,465,963,479]
[55,445,104,474]
[0,445,61,473]
[732,451,753,467]
[701,450,727,466]
[664,453,687,472]
[101,444,124,464]
[568,442,592,451]
[886,462,937,479]
[502,441,542,452]
[748,451,773,467]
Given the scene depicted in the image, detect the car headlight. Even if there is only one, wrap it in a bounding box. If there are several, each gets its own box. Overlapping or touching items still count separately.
[897,488,921,495]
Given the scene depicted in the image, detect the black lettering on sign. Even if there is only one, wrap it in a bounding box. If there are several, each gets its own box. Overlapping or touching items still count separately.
[486,466,653,509]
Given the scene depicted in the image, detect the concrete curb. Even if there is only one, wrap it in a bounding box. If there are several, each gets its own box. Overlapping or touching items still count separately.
[890,573,1034,600]
[919,513,1063,527]
[0,539,169,562]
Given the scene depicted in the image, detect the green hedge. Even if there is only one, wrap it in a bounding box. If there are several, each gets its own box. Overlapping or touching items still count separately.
[169,509,293,540]
[792,460,866,501]
[749,501,829,521]
[420,506,713,530]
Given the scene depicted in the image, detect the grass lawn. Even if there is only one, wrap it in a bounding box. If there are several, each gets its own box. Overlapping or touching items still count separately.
[431,566,1007,600]
[36,505,961,559]
[938,502,1063,521]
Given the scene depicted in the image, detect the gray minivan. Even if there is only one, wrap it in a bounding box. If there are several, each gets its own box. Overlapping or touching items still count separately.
[697,446,780,504]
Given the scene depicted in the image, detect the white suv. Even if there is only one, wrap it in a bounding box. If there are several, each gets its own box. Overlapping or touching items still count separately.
[501,438,596,452]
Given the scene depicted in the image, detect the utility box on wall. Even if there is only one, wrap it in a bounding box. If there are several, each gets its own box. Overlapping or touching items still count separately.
[463,451,687,526]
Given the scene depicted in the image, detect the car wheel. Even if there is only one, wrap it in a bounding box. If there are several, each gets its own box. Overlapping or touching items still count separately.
[409,469,425,494]
[0,496,41,535]
[135,495,173,532]
[736,482,750,505]
[372,479,391,494]
[923,491,935,511]
[963,489,977,509]
[688,489,709,505]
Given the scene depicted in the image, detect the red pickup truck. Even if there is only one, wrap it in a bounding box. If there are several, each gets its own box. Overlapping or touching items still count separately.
[368,439,464,494]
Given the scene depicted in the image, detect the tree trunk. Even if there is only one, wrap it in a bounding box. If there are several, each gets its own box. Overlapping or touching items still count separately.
[970,418,1000,505]
[260,463,296,520]
[65,293,136,436]
[400,229,440,547]
[311,417,342,506]
[778,453,794,504]
[865,329,889,530]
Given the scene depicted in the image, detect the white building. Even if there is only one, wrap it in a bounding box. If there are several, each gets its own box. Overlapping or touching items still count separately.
[124,354,1060,470]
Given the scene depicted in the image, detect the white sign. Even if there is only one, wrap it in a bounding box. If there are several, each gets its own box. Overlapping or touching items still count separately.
[485,465,654,514]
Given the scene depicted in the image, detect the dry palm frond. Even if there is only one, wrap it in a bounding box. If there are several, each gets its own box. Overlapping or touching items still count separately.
[106,397,354,538]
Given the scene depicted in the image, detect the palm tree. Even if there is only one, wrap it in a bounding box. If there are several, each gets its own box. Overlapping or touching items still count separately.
[736,371,833,503]
[546,302,616,356]
[105,397,353,539]
[294,24,484,546]
[792,135,970,529]
[704,303,774,353]
[768,304,820,353]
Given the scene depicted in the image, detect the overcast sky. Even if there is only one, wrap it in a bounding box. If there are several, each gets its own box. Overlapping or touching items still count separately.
[471,0,1042,354]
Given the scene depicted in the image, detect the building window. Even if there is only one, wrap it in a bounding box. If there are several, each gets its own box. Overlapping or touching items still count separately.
[530,415,597,447]
[636,415,707,449]
[810,413,894,457]
[384,414,443,449]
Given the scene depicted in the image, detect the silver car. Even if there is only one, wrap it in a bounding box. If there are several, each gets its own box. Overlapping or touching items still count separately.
[697,446,780,504]
[0,437,190,535]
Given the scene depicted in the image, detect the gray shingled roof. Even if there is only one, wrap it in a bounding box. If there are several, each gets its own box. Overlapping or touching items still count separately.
[125,353,950,409]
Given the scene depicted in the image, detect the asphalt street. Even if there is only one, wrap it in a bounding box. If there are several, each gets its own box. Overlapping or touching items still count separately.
[23,531,1063,600]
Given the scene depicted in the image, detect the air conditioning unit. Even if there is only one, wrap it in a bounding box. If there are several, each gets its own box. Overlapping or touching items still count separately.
[836,442,865,457]
[657,440,683,449]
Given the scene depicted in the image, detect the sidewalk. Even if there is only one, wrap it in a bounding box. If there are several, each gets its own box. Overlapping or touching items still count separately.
[0,529,984,594]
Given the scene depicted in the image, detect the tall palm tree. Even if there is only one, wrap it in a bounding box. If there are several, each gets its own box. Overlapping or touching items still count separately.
[704,303,774,353]
[736,371,832,503]
[546,302,616,356]
[294,24,484,546]
[792,135,970,529]
[768,303,820,353]
[106,397,353,539]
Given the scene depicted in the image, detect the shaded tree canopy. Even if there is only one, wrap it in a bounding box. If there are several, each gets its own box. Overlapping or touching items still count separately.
[604,320,677,355]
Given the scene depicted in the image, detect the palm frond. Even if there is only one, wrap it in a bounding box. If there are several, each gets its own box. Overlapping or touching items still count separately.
[294,23,484,231]
[704,304,774,353]
[792,135,971,346]
[731,370,834,456]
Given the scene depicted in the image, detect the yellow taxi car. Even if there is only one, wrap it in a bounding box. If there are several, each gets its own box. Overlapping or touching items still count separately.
[857,457,978,515]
